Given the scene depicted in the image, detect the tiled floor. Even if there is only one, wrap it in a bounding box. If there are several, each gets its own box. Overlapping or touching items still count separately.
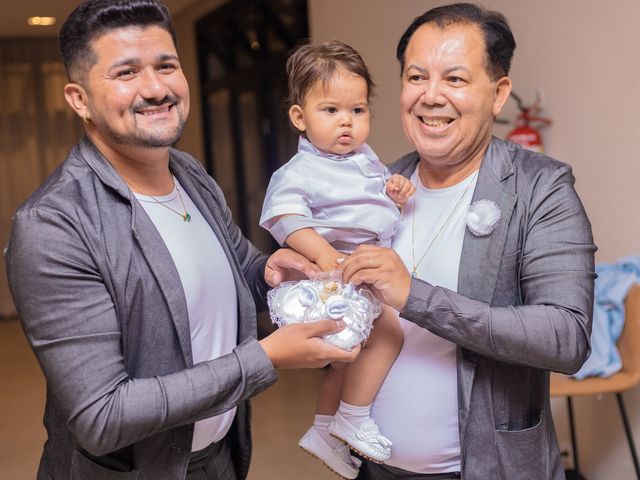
[0,318,334,479]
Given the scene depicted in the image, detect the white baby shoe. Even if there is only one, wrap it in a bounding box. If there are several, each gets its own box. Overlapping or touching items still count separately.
[299,425,362,479]
[329,412,392,463]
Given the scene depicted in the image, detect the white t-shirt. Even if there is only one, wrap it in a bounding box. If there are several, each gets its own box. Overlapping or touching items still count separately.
[135,179,238,452]
[371,169,478,473]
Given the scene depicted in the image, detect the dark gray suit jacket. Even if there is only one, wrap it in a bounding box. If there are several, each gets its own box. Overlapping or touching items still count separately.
[393,137,596,480]
[5,138,278,479]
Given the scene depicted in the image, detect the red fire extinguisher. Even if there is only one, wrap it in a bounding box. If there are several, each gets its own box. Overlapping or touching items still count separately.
[506,92,552,153]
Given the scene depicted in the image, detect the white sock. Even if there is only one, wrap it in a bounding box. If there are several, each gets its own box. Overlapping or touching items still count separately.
[337,400,373,429]
[313,414,344,448]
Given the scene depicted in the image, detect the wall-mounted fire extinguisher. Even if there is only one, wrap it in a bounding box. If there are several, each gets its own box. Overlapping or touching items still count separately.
[506,92,552,153]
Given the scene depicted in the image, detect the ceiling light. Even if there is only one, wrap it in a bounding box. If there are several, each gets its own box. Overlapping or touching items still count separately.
[27,17,57,27]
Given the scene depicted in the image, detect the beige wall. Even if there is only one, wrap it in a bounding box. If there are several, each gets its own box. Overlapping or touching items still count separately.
[175,1,640,478]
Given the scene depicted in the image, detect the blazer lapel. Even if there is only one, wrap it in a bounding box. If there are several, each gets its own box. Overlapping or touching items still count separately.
[391,140,518,442]
[392,141,517,304]
[130,201,194,366]
[80,138,194,365]
[458,138,517,303]
[457,138,517,425]
[391,143,517,304]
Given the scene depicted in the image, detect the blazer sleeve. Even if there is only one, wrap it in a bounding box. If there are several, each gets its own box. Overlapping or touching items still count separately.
[5,206,277,457]
[400,164,596,374]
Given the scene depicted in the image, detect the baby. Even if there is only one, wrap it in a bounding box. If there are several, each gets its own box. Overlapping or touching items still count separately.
[260,41,414,478]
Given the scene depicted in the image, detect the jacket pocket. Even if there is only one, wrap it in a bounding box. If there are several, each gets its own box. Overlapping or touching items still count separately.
[71,450,139,480]
[494,410,547,480]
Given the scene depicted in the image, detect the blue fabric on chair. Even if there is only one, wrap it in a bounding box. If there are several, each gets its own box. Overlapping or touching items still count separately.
[574,255,640,379]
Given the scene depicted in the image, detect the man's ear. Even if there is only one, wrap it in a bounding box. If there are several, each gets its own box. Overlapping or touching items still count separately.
[288,105,306,132]
[64,82,91,123]
[492,76,512,117]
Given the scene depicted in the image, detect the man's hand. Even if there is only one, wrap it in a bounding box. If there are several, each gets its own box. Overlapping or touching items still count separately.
[386,174,416,208]
[259,320,361,369]
[340,245,412,311]
[265,248,320,287]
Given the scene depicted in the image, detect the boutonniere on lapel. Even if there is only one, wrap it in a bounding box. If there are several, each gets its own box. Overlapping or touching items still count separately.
[466,199,501,237]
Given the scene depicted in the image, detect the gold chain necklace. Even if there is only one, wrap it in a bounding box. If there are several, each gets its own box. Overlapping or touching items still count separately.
[128,175,192,223]
[411,170,478,277]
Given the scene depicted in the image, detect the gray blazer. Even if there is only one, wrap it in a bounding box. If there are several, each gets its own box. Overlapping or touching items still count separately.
[393,137,596,480]
[5,138,278,479]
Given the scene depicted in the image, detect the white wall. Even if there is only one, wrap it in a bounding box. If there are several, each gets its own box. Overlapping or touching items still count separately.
[309,1,640,479]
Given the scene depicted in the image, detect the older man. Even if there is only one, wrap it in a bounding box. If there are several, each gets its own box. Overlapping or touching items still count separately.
[342,3,596,479]
[4,1,359,479]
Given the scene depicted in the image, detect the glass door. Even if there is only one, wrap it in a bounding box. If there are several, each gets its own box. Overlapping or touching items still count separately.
[196,0,309,253]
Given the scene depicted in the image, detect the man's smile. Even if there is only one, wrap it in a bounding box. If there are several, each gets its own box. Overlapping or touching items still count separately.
[417,115,454,129]
[135,103,175,116]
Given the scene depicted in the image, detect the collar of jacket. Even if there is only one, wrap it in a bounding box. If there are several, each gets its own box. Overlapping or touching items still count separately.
[78,136,194,200]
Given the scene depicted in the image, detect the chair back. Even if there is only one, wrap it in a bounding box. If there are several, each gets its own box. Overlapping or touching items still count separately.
[619,284,640,380]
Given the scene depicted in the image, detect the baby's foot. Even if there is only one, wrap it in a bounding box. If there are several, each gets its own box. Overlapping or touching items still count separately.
[299,425,361,478]
[329,412,392,463]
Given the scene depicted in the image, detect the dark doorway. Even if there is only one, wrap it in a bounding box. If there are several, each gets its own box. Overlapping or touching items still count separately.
[196,0,308,253]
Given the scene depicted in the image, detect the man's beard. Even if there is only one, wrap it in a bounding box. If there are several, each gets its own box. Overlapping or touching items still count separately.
[105,120,186,148]
[97,97,187,148]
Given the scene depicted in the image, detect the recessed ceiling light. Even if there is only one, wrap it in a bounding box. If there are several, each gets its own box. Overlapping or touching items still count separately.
[27,16,57,26]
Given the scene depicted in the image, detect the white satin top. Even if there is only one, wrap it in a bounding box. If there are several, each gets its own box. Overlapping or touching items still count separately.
[260,137,400,253]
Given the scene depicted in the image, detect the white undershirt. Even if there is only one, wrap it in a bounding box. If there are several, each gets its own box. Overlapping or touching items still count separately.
[135,179,238,452]
[371,169,478,473]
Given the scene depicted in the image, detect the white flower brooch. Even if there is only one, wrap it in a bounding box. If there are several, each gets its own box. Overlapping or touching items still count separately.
[466,199,501,237]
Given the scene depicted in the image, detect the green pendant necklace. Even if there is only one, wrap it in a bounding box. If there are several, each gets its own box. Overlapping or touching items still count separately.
[140,175,191,223]
[125,173,192,223]
[147,176,192,223]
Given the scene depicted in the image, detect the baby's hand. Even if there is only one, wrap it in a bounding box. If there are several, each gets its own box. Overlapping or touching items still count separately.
[386,174,416,208]
[316,251,346,272]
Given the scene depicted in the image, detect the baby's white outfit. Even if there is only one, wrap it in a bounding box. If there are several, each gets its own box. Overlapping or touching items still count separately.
[260,136,400,475]
[259,136,400,252]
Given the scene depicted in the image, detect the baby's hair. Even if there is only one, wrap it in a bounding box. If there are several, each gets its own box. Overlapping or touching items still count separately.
[286,40,376,108]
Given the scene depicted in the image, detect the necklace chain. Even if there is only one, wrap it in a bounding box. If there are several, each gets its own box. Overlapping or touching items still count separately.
[128,174,192,223]
[411,170,478,277]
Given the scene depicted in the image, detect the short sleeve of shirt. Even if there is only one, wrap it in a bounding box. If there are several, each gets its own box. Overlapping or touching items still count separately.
[259,157,313,231]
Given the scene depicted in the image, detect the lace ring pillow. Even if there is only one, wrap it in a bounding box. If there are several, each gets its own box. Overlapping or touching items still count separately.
[267,271,382,350]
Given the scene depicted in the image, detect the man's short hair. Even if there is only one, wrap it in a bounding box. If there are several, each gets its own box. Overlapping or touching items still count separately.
[286,40,376,109]
[396,2,516,80]
[59,0,177,82]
